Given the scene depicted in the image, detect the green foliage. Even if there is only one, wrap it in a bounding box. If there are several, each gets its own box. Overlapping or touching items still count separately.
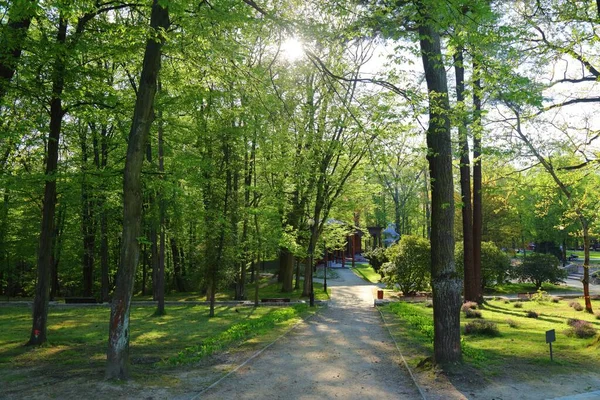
[464,320,500,336]
[167,304,308,365]
[516,253,567,289]
[382,235,430,295]
[363,247,388,274]
[456,241,511,288]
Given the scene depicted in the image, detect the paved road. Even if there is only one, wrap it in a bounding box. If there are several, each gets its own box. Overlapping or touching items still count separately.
[197,268,422,400]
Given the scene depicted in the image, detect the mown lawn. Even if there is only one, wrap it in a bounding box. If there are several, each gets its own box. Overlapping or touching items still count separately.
[351,262,382,283]
[381,298,600,379]
[0,302,314,383]
[131,278,330,302]
[485,282,581,295]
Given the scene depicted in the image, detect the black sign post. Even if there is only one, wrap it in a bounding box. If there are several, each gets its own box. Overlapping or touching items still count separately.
[546,329,556,361]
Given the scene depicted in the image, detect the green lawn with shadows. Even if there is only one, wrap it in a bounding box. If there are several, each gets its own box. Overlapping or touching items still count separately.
[351,262,382,283]
[381,298,600,380]
[0,303,315,385]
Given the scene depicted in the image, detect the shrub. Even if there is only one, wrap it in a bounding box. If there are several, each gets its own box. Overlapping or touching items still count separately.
[551,296,561,303]
[569,301,584,311]
[565,319,597,339]
[461,301,478,312]
[506,319,520,328]
[504,299,510,304]
[456,241,512,288]
[531,289,551,303]
[526,310,539,318]
[464,320,500,336]
[465,308,482,318]
[515,252,567,289]
[363,247,388,275]
[382,235,430,296]
[514,302,523,308]
[425,300,433,308]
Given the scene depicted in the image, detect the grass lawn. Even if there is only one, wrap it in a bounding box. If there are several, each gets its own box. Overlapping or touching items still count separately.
[131,278,330,302]
[350,262,382,283]
[380,298,600,380]
[0,302,315,384]
[485,282,581,295]
[568,250,600,265]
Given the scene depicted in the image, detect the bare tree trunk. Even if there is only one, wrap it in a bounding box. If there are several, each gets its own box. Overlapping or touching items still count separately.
[472,67,483,303]
[28,16,68,346]
[454,49,475,303]
[106,0,169,380]
[156,80,166,316]
[419,17,461,365]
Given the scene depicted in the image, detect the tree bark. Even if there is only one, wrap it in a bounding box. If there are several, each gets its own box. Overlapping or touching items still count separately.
[454,49,476,303]
[80,126,96,297]
[472,66,483,303]
[156,80,166,315]
[418,18,462,364]
[105,0,169,380]
[28,16,68,346]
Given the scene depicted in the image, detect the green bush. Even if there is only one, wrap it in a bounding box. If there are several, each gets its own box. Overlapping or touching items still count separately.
[515,252,567,289]
[363,247,388,275]
[526,310,539,318]
[514,302,523,308]
[455,241,512,288]
[465,308,482,318]
[382,235,430,296]
[566,319,597,338]
[569,301,584,311]
[464,320,500,336]
[506,319,520,328]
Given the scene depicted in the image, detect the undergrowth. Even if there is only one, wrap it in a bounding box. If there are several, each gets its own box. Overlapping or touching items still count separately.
[165,304,307,365]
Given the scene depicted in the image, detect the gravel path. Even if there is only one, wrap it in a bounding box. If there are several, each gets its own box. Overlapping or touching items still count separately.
[197,268,423,399]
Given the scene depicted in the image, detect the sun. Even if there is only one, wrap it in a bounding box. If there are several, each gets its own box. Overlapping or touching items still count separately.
[280,37,304,62]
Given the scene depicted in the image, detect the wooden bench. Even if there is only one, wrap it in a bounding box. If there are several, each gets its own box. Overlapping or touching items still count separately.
[260,298,291,303]
[517,293,530,300]
[65,297,97,304]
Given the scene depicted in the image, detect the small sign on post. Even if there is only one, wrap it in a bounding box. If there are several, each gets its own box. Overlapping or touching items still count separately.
[546,329,556,361]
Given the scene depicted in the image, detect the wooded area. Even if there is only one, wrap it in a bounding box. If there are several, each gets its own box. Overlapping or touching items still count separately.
[1,0,599,378]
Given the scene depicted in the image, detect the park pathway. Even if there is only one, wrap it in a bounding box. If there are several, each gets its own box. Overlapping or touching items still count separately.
[196,268,422,399]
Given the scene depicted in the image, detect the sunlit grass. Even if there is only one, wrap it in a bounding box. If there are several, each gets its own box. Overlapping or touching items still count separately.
[381,298,600,378]
[0,303,316,380]
[486,282,581,295]
[351,262,382,283]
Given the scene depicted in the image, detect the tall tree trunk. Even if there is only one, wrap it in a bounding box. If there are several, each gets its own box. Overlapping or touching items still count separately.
[418,18,462,364]
[80,126,96,297]
[50,203,66,300]
[582,223,593,312]
[99,125,110,303]
[472,65,483,303]
[28,16,68,346]
[156,79,166,315]
[454,49,476,303]
[0,0,34,100]
[171,238,184,292]
[106,0,169,380]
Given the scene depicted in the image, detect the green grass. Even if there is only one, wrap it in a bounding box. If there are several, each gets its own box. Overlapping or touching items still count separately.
[567,250,600,264]
[351,262,382,283]
[381,298,600,379]
[485,282,581,295]
[0,303,315,382]
[131,278,330,302]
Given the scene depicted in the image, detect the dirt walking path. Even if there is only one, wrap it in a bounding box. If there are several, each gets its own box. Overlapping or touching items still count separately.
[194,268,423,400]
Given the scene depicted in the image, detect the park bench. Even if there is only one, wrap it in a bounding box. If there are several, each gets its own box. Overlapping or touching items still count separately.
[517,293,530,300]
[64,297,97,304]
[260,298,291,303]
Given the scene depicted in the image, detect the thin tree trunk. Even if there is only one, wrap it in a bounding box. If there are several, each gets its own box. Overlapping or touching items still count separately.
[80,126,96,297]
[455,49,476,303]
[28,16,68,346]
[105,0,169,380]
[156,79,166,315]
[419,17,461,364]
[171,238,184,292]
[472,65,483,303]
